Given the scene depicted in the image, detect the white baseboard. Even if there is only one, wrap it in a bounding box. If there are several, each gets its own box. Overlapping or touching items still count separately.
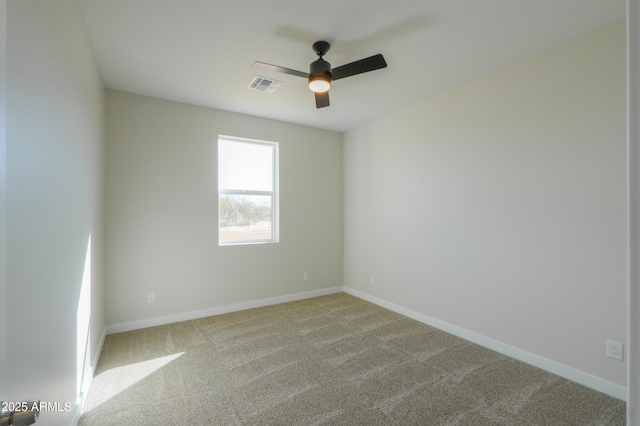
[343,286,627,401]
[105,287,343,335]
[73,326,107,426]
[92,327,107,373]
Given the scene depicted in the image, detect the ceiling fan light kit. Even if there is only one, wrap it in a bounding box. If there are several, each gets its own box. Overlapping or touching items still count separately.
[253,40,387,108]
[308,75,331,93]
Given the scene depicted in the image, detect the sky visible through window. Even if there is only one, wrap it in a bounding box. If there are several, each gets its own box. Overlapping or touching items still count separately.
[218,140,273,191]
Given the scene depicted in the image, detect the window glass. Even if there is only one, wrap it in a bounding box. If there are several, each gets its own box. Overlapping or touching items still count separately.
[218,136,278,245]
[218,140,273,191]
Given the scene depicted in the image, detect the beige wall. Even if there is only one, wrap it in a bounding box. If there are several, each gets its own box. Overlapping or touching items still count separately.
[344,21,627,391]
[6,0,105,424]
[0,1,9,401]
[105,90,343,326]
[0,0,6,404]
[628,0,640,420]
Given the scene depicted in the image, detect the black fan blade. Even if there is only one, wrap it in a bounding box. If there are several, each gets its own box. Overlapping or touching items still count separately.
[330,54,387,81]
[253,61,309,78]
[315,91,330,108]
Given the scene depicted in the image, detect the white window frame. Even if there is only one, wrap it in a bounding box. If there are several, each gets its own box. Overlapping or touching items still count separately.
[218,135,279,246]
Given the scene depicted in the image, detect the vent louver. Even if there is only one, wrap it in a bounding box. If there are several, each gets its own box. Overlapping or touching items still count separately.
[247,76,281,93]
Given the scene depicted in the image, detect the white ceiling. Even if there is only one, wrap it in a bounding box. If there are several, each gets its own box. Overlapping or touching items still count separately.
[78,0,625,132]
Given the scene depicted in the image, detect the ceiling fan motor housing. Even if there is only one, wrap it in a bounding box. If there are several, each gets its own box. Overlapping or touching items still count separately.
[310,58,332,79]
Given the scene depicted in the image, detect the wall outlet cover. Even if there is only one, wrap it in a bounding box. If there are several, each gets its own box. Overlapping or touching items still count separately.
[606,339,623,361]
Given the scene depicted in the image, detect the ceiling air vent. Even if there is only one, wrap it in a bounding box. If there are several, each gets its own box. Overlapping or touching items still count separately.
[247,76,281,94]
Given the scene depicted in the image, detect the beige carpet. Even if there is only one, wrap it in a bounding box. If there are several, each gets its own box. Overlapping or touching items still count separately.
[79,293,626,425]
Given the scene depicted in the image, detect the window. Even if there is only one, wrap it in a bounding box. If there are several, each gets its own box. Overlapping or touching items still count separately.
[218,136,279,245]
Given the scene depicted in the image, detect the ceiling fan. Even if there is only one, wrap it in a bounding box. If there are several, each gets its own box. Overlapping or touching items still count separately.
[253,41,388,108]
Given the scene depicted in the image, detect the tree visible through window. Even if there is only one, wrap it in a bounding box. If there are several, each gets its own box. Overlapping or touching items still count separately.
[218,136,278,245]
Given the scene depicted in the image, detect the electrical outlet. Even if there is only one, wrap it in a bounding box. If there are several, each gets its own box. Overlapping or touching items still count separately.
[606,339,623,361]
[147,293,156,304]
[370,275,376,284]
[303,272,309,281]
